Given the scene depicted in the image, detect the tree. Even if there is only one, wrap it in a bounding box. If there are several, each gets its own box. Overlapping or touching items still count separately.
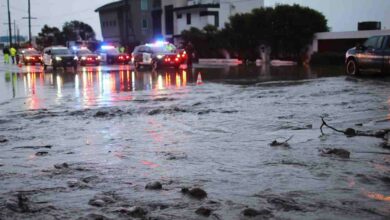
[270,4,329,59]
[180,4,329,62]
[62,20,96,41]
[36,25,65,48]
[36,21,96,48]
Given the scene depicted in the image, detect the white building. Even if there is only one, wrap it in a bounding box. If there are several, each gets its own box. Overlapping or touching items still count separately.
[161,0,264,42]
[312,29,390,53]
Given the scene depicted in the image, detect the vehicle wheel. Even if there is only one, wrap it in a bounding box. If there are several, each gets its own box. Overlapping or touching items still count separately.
[152,61,158,70]
[346,59,359,76]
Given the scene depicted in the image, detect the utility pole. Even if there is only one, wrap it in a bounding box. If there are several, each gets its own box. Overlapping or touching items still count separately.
[13,20,17,46]
[23,0,37,45]
[7,0,12,45]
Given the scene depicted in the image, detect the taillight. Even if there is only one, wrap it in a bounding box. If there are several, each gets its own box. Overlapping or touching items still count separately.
[126,55,129,59]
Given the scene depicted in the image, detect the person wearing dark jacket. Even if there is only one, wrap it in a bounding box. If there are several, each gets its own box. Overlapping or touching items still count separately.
[185,42,194,67]
[3,47,10,64]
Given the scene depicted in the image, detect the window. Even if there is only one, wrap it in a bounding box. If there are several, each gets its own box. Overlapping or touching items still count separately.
[186,13,191,25]
[363,36,378,49]
[376,36,384,49]
[177,13,182,19]
[141,0,148,11]
[142,19,148,29]
[387,38,390,49]
[152,0,161,9]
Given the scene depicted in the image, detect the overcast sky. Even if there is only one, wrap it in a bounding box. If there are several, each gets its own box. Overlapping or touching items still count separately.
[1,0,389,40]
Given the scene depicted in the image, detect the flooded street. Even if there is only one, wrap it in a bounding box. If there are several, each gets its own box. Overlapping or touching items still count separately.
[0,64,389,219]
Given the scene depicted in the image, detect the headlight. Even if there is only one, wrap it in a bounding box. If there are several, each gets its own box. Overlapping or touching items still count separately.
[74,56,78,61]
[81,56,86,60]
[157,55,163,59]
[55,56,62,61]
[97,56,101,60]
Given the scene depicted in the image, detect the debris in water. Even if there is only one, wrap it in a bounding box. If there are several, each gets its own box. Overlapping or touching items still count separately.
[145,181,162,190]
[182,188,207,199]
[195,207,212,216]
[35,151,49,156]
[241,208,272,217]
[270,136,293,147]
[321,148,350,159]
[6,193,30,213]
[54,163,69,169]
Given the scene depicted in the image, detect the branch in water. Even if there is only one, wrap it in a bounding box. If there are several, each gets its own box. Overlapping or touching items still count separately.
[270,135,294,147]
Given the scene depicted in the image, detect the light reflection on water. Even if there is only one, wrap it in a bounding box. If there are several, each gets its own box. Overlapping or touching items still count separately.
[1,67,193,109]
[0,64,350,110]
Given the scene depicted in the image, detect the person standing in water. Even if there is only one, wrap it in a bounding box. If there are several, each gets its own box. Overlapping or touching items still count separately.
[185,42,194,67]
[3,47,10,64]
[10,46,17,64]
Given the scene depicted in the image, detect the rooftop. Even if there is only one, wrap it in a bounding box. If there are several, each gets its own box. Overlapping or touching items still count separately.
[95,0,126,12]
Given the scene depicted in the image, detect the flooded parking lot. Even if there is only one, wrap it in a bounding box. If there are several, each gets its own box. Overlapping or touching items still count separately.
[0,64,389,219]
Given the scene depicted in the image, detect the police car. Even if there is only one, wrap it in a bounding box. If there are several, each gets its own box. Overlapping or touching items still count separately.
[95,45,130,65]
[18,48,43,65]
[131,41,183,70]
[73,47,101,66]
[43,46,78,71]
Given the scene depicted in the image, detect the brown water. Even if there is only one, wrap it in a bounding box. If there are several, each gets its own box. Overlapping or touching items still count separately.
[0,64,389,220]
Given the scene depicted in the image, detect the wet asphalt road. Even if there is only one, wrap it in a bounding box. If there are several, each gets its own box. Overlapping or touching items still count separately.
[0,62,389,220]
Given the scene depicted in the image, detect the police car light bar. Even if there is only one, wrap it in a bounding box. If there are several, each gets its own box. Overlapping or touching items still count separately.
[101,45,115,50]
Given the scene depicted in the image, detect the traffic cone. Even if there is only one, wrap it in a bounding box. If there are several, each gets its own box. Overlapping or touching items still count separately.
[196,72,203,85]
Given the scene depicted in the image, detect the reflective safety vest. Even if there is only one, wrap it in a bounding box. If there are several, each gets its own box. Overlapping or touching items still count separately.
[10,47,17,56]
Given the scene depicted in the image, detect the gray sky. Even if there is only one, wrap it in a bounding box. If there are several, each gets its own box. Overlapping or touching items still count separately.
[1,0,389,40]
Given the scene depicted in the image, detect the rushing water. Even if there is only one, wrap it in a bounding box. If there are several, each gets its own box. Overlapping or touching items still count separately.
[0,64,389,219]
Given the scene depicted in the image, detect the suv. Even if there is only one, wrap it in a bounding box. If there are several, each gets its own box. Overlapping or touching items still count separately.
[345,35,390,75]
[131,42,183,70]
[43,46,78,71]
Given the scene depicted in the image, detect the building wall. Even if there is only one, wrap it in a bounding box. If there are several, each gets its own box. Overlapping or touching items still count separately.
[219,0,263,28]
[176,9,218,35]
[98,0,158,45]
[312,29,390,53]
[99,11,121,43]
[161,0,187,40]
[129,0,155,44]
[161,0,264,41]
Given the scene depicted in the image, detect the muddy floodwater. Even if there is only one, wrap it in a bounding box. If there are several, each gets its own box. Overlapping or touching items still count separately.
[0,64,389,220]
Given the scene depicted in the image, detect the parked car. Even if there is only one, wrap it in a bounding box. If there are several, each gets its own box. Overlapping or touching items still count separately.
[17,48,43,65]
[43,46,78,71]
[73,47,100,66]
[131,41,183,70]
[345,35,390,75]
[95,45,130,65]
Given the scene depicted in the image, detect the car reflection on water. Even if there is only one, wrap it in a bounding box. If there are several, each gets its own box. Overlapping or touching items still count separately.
[3,66,195,109]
